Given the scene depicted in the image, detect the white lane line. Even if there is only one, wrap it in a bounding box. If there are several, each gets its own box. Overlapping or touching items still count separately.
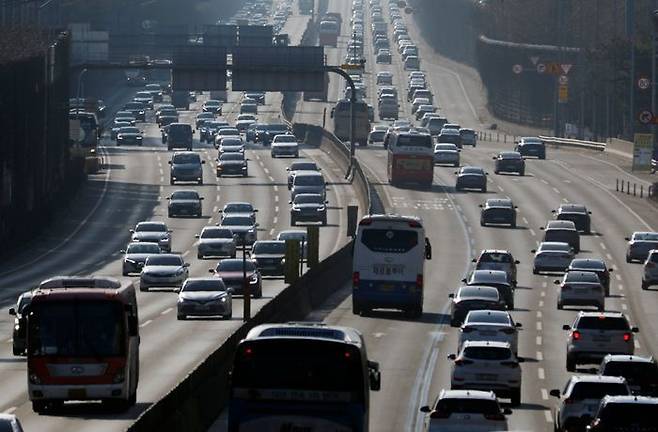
[268,175,275,182]
[3,407,16,414]
[536,321,543,331]
[160,176,164,183]
[552,187,560,194]
[537,311,543,318]
[161,307,172,315]
[274,206,279,212]
[467,226,473,234]
[273,185,279,192]
[529,229,537,237]
[213,205,218,213]
[600,242,607,250]
[182,250,190,257]
[619,285,624,291]
[536,336,543,346]
[544,411,554,423]
[274,195,279,203]
[541,389,549,400]
[562,198,569,203]
[606,253,613,261]
[273,216,278,224]
[539,300,544,308]
[269,228,275,236]
[140,319,153,328]
[538,368,545,380]
[216,185,220,191]
[540,291,546,297]
[497,185,504,192]
[537,351,544,361]
[216,194,220,202]
[159,168,164,175]
[522,217,529,224]
[615,274,622,281]
[540,179,549,185]
[635,340,641,349]
[541,281,547,288]
[264,167,270,175]
[621,303,628,310]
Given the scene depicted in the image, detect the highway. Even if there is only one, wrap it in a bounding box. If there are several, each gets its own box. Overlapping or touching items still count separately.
[0,4,366,431]
[282,1,658,431]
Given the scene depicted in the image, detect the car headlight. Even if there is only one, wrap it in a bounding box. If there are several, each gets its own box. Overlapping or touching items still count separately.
[317,207,325,211]
[125,259,136,264]
[137,136,143,140]
[175,268,185,275]
[220,297,227,303]
[117,135,123,139]
[249,274,259,284]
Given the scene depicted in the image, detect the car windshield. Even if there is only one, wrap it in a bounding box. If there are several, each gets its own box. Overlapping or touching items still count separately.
[119,127,140,134]
[124,102,143,109]
[201,228,233,239]
[183,279,225,292]
[221,139,243,146]
[160,110,177,116]
[224,203,254,213]
[294,195,323,204]
[219,128,239,135]
[570,260,605,270]
[577,316,630,330]
[146,256,182,266]
[480,253,512,263]
[565,272,600,283]
[569,382,629,400]
[171,191,198,200]
[172,154,200,164]
[220,153,244,161]
[206,100,221,106]
[602,362,658,384]
[294,175,324,186]
[458,287,499,300]
[486,199,512,208]
[360,228,418,254]
[634,232,658,241]
[217,260,256,272]
[539,242,571,252]
[500,152,521,159]
[471,271,507,284]
[253,242,285,254]
[434,398,500,415]
[290,162,318,171]
[135,92,151,98]
[266,124,288,131]
[126,243,161,254]
[278,231,306,241]
[222,216,253,226]
[463,346,511,361]
[274,135,297,143]
[136,223,166,232]
[466,311,510,325]
[435,144,457,151]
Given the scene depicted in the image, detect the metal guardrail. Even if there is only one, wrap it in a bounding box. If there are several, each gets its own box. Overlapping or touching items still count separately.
[538,135,606,151]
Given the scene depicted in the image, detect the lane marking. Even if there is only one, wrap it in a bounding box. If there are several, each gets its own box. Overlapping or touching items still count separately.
[536,336,543,346]
[619,284,624,291]
[140,319,153,328]
[606,253,613,261]
[621,303,628,310]
[600,242,607,250]
[274,206,279,213]
[529,229,536,237]
[264,167,270,174]
[538,367,545,380]
[552,187,561,194]
[540,179,549,185]
[544,411,554,423]
[541,281,547,288]
[537,351,544,361]
[268,175,275,182]
[539,300,544,308]
[160,176,164,183]
[216,185,220,191]
[269,228,275,236]
[183,250,190,257]
[497,185,504,192]
[536,321,543,331]
[161,307,172,315]
[273,216,278,224]
[213,205,218,213]
[615,274,622,281]
[274,195,279,203]
[273,185,279,192]
[522,217,529,224]
[541,389,549,400]
[537,311,543,318]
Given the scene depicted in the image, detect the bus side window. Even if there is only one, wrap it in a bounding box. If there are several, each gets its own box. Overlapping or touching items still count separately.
[126,305,139,336]
[425,237,432,260]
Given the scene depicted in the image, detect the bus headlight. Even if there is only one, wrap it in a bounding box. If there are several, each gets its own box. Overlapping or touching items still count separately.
[29,373,42,384]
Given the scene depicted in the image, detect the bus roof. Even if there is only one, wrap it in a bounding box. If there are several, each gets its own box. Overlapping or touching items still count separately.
[32,276,136,304]
[244,322,365,347]
[38,276,123,289]
[358,214,424,227]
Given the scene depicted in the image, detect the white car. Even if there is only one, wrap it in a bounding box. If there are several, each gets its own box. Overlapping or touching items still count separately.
[555,271,604,311]
[550,375,630,432]
[531,241,574,274]
[642,249,658,290]
[195,226,237,259]
[420,389,509,432]
[140,254,189,291]
[176,277,232,320]
[271,134,299,158]
[218,136,245,154]
[0,414,24,432]
[459,310,522,356]
[433,143,460,166]
[449,341,522,406]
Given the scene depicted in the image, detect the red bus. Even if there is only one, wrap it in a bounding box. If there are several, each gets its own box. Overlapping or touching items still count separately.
[386,130,434,187]
[26,277,139,413]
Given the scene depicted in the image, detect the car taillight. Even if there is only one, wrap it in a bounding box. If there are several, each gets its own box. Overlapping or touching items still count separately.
[500,328,515,334]
[562,284,572,290]
[564,398,574,405]
[353,272,360,287]
[572,330,581,340]
[429,411,449,419]
[408,220,421,228]
[500,361,519,368]
[484,413,506,421]
[416,274,423,289]
[623,332,632,341]
[454,359,473,366]
[461,326,474,333]
[359,218,372,226]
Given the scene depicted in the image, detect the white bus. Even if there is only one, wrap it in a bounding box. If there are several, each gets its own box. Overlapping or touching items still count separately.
[352,214,432,318]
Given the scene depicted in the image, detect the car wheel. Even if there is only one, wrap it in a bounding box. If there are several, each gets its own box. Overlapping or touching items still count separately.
[177,314,186,320]
[197,253,203,259]
[454,162,459,167]
[291,217,296,226]
[352,301,361,315]
[32,400,47,414]
[532,268,538,275]
[511,388,521,406]
[557,302,563,310]
[271,152,276,158]
[224,311,232,320]
[598,304,604,312]
[169,179,174,185]
[642,281,648,290]
[140,286,148,292]
[198,180,203,185]
[481,186,487,193]
[626,255,632,263]
[494,170,499,174]
[322,216,327,226]
[511,220,517,228]
[519,170,525,176]
[566,356,576,372]
[12,345,22,356]
[168,212,173,218]
[480,219,485,226]
[254,288,263,299]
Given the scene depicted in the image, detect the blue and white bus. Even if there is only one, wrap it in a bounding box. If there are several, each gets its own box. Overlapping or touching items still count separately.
[228,322,381,432]
[352,214,432,318]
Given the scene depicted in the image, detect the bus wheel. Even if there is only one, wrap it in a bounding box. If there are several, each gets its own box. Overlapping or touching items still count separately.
[352,302,361,315]
[32,400,47,414]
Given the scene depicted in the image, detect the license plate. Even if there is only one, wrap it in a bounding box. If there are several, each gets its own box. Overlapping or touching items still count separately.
[575,288,588,294]
[379,284,395,291]
[476,374,497,381]
[593,337,609,342]
[479,330,496,336]
[68,389,87,399]
[373,263,404,276]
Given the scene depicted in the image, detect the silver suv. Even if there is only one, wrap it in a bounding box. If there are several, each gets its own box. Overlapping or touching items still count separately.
[550,375,630,432]
[641,249,658,290]
[563,312,639,371]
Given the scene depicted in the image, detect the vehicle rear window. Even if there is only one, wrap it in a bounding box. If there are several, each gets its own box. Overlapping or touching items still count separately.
[463,346,511,360]
[360,228,418,253]
[649,252,658,263]
[565,272,600,283]
[294,175,324,186]
[217,260,256,272]
[458,287,499,300]
[598,403,658,427]
[201,228,233,239]
[253,242,285,254]
[434,398,500,415]
[577,316,630,330]
[569,382,629,400]
[601,362,658,384]
[479,253,512,263]
[290,162,318,171]
[395,134,433,149]
[466,311,510,325]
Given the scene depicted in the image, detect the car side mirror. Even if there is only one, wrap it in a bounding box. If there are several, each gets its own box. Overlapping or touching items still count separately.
[471,258,476,263]
[608,268,614,272]
[419,406,432,413]
[588,211,592,214]
[166,197,171,200]
[517,357,525,363]
[208,268,215,273]
[8,308,16,316]
[194,234,200,238]
[549,389,561,398]
[253,209,259,212]
[448,293,454,298]
[289,200,293,204]
[183,263,190,267]
[168,230,173,233]
[554,280,560,285]
[168,161,172,164]
[478,204,483,208]
[503,408,512,415]
[202,160,206,164]
[515,322,522,327]
[515,260,520,264]
[624,237,630,241]
[447,354,456,360]
[173,288,180,293]
[632,326,639,333]
[129,229,135,233]
[539,227,545,230]
[530,249,536,253]
[461,278,467,283]
[255,223,260,227]
[200,197,204,200]
[492,156,497,160]
[562,324,571,331]
[454,171,458,175]
[120,249,126,254]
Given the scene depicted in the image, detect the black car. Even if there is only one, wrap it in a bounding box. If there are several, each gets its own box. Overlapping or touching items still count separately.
[169,151,204,185]
[463,269,515,309]
[211,258,262,297]
[290,193,328,225]
[455,166,487,192]
[250,241,286,276]
[553,203,591,233]
[123,101,146,122]
[116,126,143,146]
[167,190,203,218]
[480,198,517,227]
[246,123,267,143]
[8,291,32,356]
[493,151,525,176]
[200,121,229,143]
[259,123,291,145]
[599,355,658,396]
[163,123,194,151]
[585,396,658,432]
[449,285,505,327]
[515,137,546,159]
[567,258,613,296]
[217,152,248,177]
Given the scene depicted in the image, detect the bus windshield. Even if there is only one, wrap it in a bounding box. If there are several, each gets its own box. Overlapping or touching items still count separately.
[394,134,432,149]
[361,228,419,253]
[28,301,125,357]
[232,339,364,402]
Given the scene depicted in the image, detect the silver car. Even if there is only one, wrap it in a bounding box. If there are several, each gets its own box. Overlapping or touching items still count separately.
[556,271,605,311]
[433,143,460,167]
[140,254,189,291]
[176,278,232,320]
[290,170,326,200]
[532,241,574,274]
[625,231,658,262]
[130,221,172,252]
[642,249,658,290]
[220,214,258,247]
[121,242,161,276]
[196,226,236,259]
[459,310,522,356]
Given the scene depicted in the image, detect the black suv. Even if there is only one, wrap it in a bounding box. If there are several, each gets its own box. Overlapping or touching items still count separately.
[515,137,546,159]
[599,355,658,396]
[480,198,517,227]
[553,203,592,234]
[163,123,194,151]
[493,151,525,176]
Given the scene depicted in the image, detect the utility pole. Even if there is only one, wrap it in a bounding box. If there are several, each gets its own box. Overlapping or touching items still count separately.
[628,0,636,139]
[651,8,658,146]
